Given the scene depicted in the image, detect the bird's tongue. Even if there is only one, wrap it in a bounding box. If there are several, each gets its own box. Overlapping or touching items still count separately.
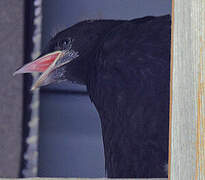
[13,51,63,90]
[14,51,62,74]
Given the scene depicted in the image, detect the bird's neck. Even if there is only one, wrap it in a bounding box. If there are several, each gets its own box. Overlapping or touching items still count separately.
[86,60,169,178]
[88,86,169,178]
[96,96,169,178]
[99,113,140,178]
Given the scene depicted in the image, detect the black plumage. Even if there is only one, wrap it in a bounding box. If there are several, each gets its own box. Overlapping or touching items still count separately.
[17,15,171,178]
[86,15,171,178]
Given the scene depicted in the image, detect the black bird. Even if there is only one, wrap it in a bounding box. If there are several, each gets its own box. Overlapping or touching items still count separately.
[14,15,171,178]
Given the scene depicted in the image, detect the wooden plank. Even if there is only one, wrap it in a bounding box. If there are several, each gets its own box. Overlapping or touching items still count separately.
[169,0,205,179]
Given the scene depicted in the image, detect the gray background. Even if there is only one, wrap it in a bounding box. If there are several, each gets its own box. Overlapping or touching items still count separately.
[39,0,171,177]
[0,0,23,178]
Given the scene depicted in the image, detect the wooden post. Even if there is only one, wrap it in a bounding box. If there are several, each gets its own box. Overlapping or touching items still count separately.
[169,0,205,179]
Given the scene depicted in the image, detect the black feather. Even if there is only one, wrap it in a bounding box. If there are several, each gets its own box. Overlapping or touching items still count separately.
[87,15,171,178]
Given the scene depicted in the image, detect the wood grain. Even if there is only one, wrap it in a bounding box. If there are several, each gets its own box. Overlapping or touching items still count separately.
[169,0,205,179]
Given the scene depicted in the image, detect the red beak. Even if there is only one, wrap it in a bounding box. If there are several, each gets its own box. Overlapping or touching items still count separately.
[14,49,79,90]
[13,51,62,75]
[14,51,63,90]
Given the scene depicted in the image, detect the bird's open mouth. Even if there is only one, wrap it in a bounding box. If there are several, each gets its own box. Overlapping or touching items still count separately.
[13,50,78,90]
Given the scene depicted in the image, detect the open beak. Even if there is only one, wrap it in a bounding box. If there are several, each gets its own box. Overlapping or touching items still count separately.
[14,51,64,90]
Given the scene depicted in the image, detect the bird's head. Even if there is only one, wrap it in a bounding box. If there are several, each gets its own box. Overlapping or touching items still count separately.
[14,20,123,90]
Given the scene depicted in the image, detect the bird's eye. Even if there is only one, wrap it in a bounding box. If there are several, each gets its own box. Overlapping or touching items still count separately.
[60,39,69,48]
[63,40,68,46]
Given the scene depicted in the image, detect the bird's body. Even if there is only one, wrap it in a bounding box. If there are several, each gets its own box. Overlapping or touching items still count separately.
[87,15,171,178]
[15,15,171,178]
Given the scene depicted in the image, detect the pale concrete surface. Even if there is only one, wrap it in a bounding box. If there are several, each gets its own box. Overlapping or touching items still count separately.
[0,0,24,177]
